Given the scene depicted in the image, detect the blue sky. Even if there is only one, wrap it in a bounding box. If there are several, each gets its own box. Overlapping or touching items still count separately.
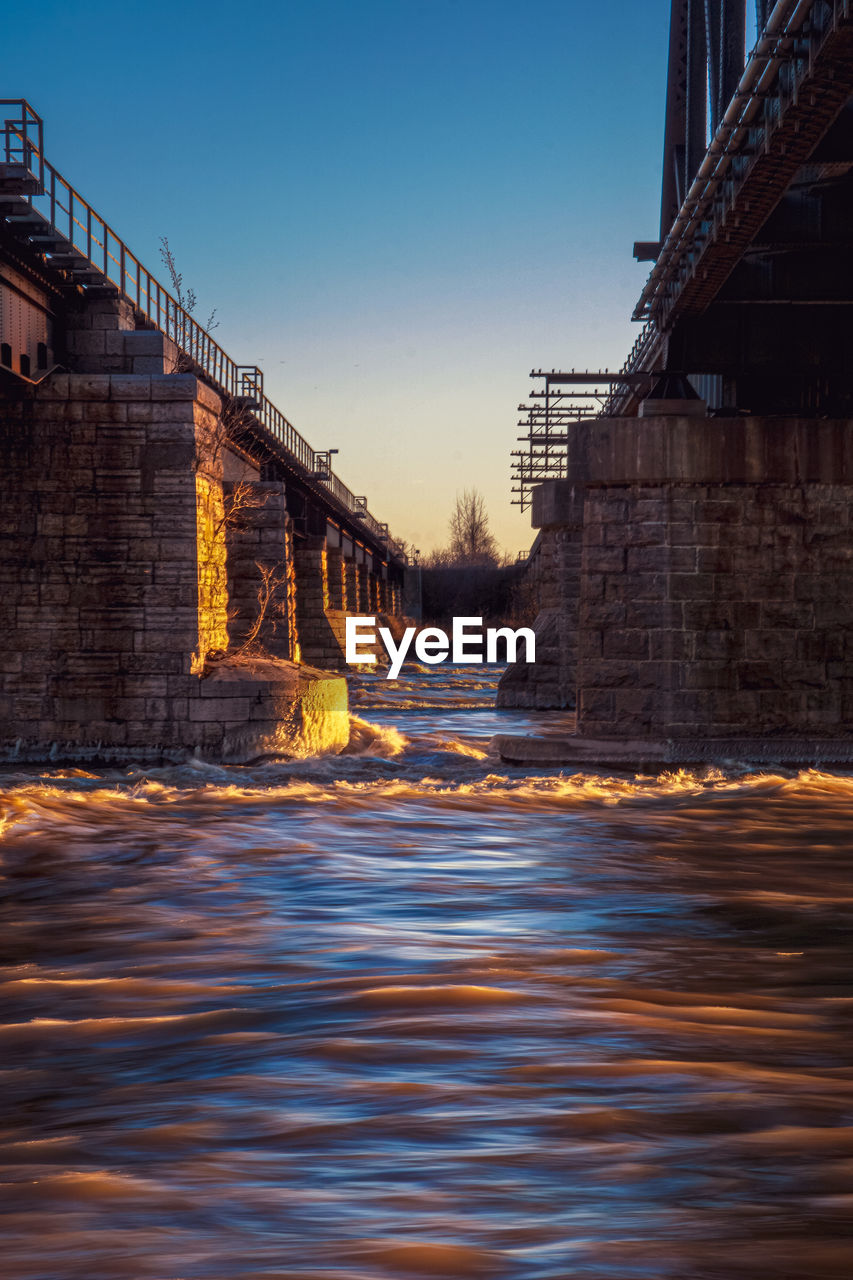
[3,0,671,553]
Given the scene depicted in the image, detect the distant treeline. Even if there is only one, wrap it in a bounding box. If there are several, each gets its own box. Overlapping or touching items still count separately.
[420,563,536,627]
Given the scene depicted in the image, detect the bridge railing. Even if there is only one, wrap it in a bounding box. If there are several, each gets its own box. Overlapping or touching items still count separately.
[0,101,406,562]
[0,100,43,189]
[600,321,659,415]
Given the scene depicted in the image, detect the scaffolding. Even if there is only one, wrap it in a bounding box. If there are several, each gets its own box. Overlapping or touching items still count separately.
[511,369,655,511]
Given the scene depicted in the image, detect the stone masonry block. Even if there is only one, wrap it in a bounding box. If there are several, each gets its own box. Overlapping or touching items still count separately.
[150,374,200,401]
[68,375,112,401]
[67,330,107,356]
[110,374,152,400]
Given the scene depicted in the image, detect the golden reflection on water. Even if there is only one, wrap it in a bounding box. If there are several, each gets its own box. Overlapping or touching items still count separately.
[0,667,852,1278]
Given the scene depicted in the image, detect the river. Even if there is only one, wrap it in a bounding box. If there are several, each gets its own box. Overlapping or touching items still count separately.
[1,665,852,1279]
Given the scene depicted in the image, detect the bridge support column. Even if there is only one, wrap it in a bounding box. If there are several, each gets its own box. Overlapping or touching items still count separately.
[498,489,583,709]
[0,370,347,761]
[293,536,359,669]
[366,569,380,614]
[293,537,332,665]
[355,561,370,613]
[224,479,296,659]
[325,545,347,611]
[343,556,358,612]
[506,416,853,746]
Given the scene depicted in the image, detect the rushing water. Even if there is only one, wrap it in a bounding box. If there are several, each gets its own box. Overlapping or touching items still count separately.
[1,665,853,1280]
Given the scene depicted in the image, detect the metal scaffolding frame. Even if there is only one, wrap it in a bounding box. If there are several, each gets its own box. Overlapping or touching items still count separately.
[511,369,656,511]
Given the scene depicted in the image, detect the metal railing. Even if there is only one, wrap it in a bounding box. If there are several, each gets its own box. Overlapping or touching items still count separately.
[600,321,660,415]
[0,100,406,562]
[1,99,42,189]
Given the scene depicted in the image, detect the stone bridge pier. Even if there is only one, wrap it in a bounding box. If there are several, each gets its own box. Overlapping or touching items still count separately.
[292,531,404,669]
[0,289,408,762]
[499,413,853,755]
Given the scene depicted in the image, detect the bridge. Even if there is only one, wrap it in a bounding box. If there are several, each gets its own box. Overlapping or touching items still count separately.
[501,0,853,760]
[0,101,409,762]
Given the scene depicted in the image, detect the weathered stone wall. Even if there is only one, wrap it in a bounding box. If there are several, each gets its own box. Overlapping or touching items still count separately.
[0,370,345,761]
[0,371,209,754]
[194,468,230,668]
[343,557,357,613]
[1,286,409,759]
[355,562,369,613]
[501,416,853,740]
[497,492,583,709]
[62,295,180,375]
[326,546,347,611]
[577,481,853,738]
[293,536,337,666]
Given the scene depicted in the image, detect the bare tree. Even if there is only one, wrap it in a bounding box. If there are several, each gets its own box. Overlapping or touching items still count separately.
[447,488,500,566]
[159,236,218,333]
[232,563,290,658]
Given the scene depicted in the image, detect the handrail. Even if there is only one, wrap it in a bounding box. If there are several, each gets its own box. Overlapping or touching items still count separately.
[600,320,660,415]
[0,101,406,562]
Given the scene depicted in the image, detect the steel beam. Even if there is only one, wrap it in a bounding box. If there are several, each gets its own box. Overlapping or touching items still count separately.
[661,0,690,237]
[686,0,708,196]
[721,0,746,123]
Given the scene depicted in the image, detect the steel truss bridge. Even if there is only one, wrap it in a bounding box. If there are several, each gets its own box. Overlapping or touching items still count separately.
[0,100,406,565]
[513,0,853,510]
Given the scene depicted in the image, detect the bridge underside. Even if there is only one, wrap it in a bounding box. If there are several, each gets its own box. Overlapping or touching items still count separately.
[644,0,853,416]
[670,128,853,415]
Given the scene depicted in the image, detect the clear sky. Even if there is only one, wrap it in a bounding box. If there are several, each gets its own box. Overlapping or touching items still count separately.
[3,0,670,555]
